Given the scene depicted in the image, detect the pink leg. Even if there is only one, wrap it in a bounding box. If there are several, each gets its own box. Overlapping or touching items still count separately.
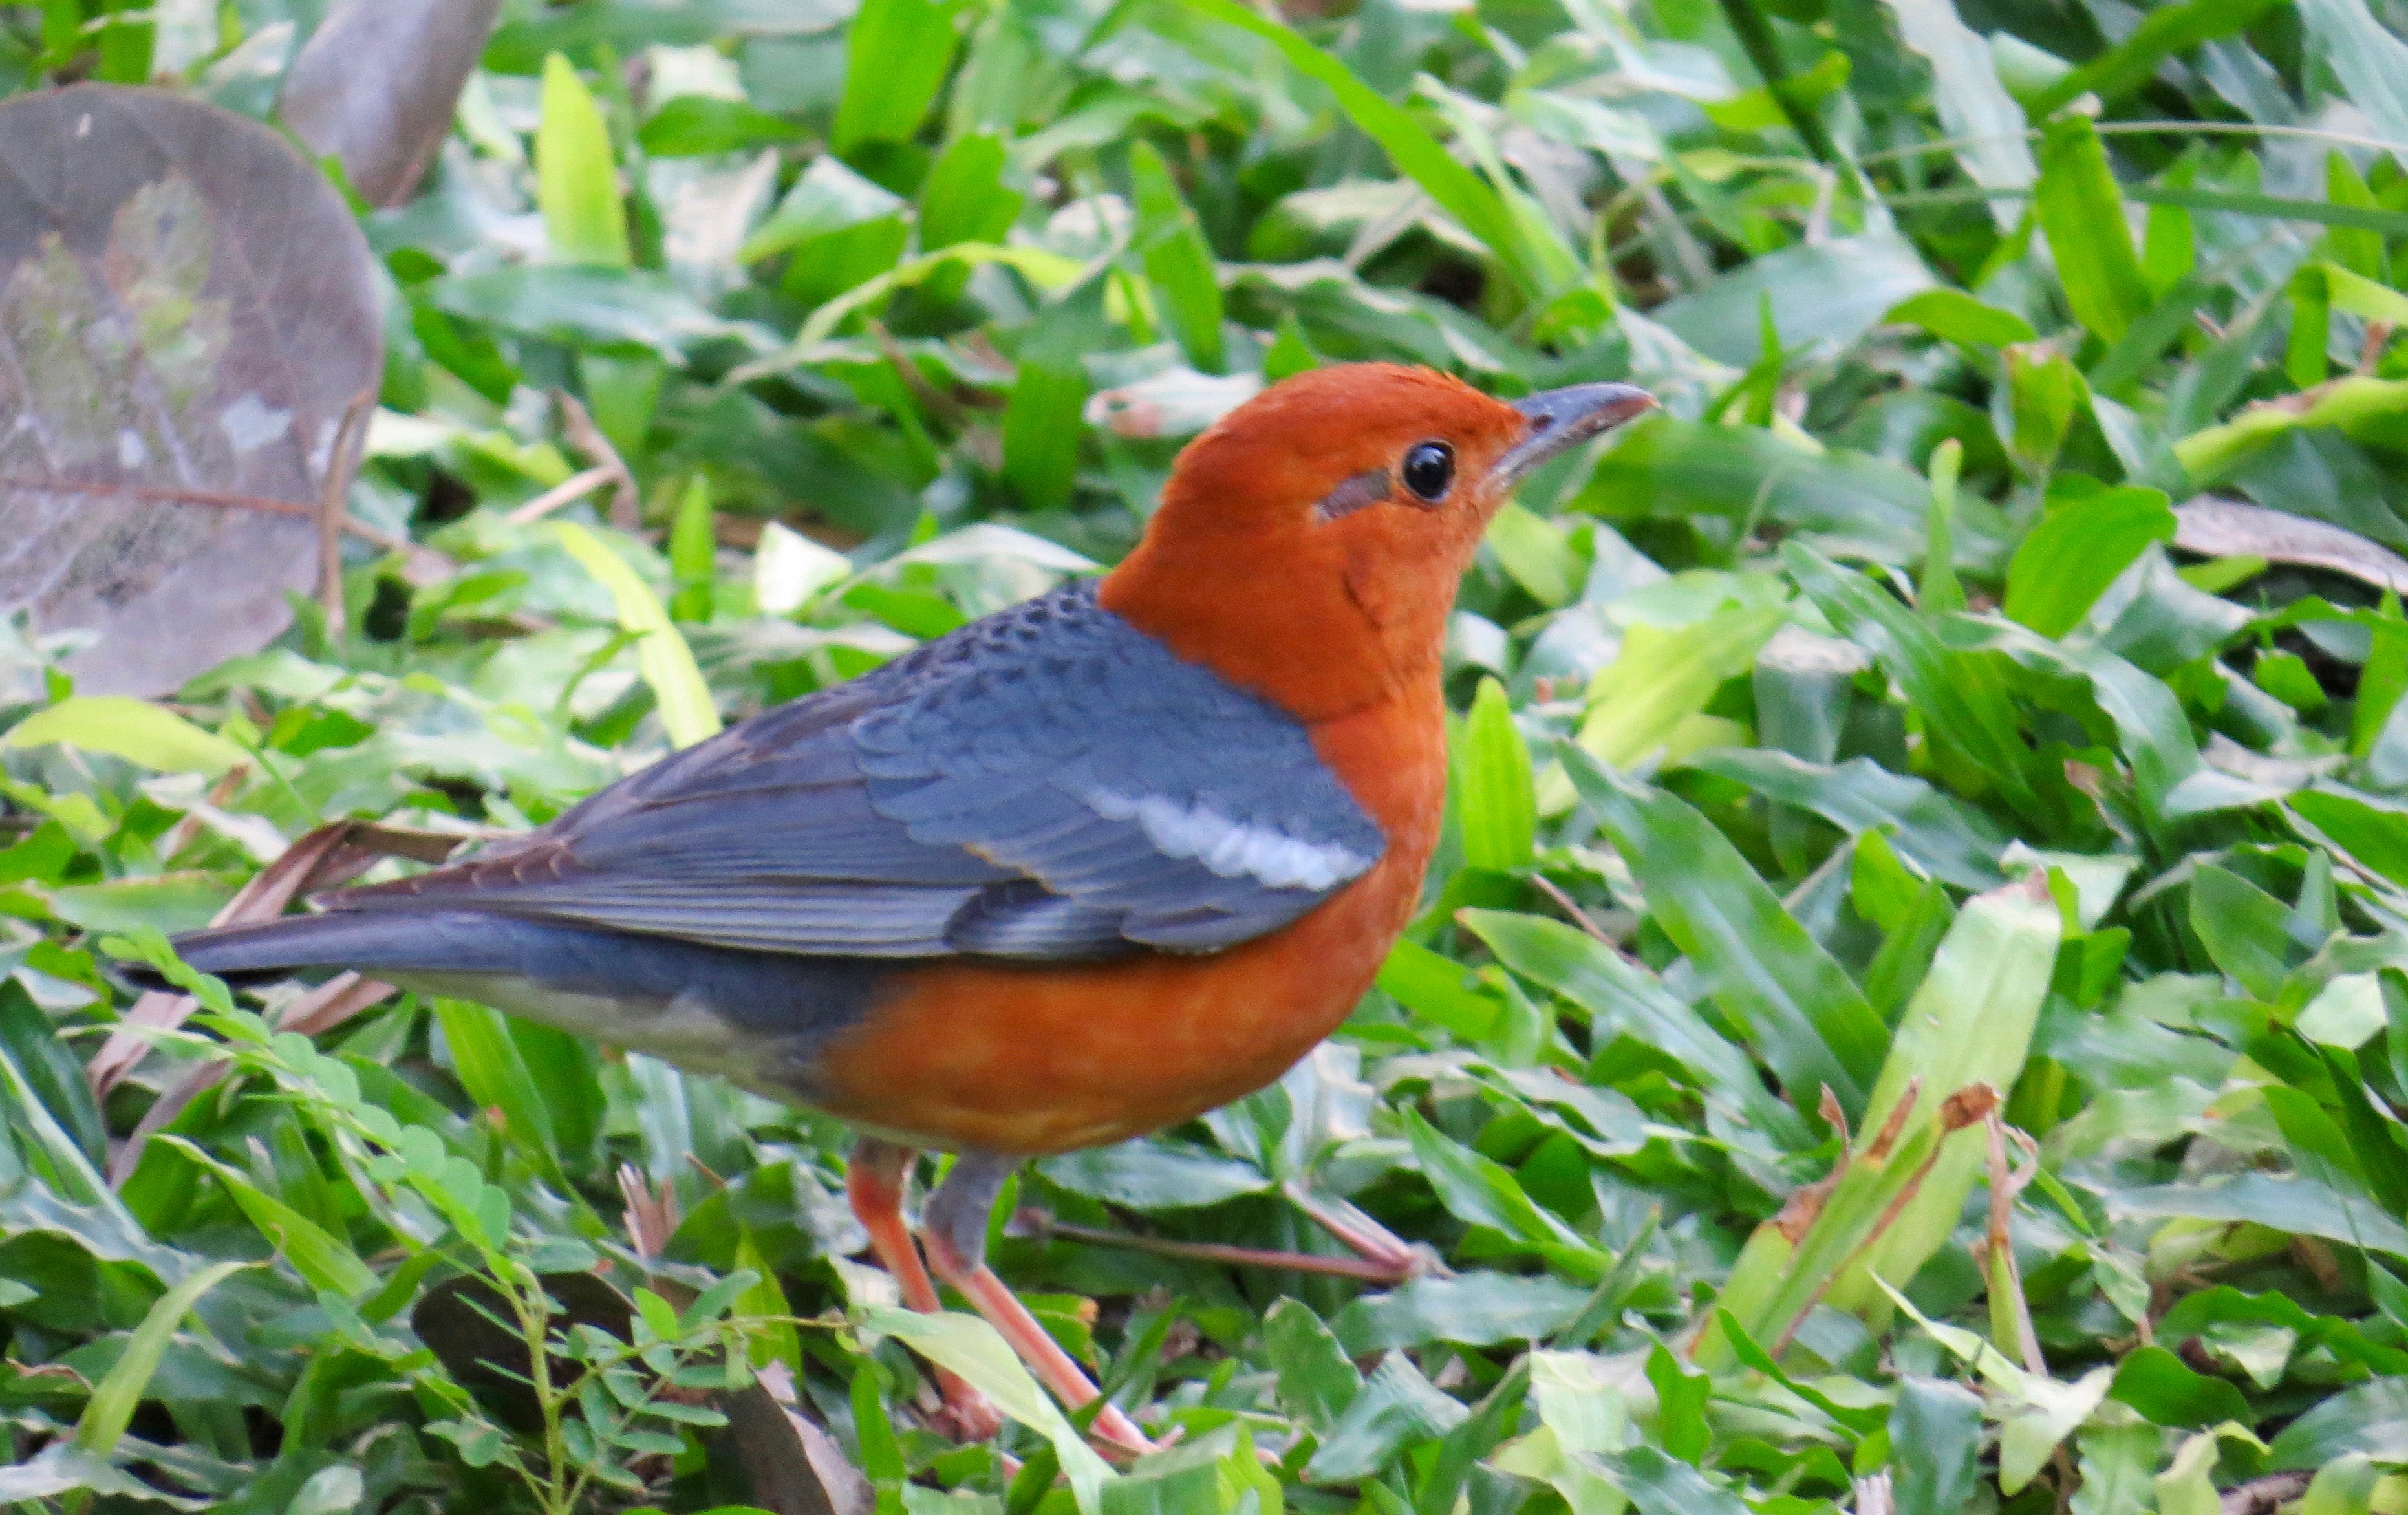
[846,1140,1003,1441]
[923,1153,1157,1459]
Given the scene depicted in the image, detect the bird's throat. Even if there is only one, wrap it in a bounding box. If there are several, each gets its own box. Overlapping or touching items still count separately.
[1102,541,1460,724]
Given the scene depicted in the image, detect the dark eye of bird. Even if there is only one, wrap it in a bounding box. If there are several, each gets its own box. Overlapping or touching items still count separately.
[1401,442,1454,502]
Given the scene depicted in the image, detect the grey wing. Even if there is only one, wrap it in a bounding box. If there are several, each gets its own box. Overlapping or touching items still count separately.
[321,584,1386,960]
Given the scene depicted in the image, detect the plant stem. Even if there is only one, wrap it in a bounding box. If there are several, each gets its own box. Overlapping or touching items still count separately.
[1714,0,1838,165]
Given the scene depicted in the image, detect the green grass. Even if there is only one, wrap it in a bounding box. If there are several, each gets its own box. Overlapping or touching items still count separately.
[4,0,2408,1509]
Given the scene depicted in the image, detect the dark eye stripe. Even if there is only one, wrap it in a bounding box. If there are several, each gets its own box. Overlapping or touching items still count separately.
[1312,468,1391,522]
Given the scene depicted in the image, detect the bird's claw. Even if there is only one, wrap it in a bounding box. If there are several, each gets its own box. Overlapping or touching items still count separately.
[1087,1406,1167,1461]
[924,1368,1006,1443]
[927,1370,1159,1461]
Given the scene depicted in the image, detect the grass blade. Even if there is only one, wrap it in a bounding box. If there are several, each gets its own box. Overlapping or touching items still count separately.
[1785,542,2049,828]
[433,997,573,1194]
[3,696,250,777]
[1714,0,1837,162]
[1128,140,1226,374]
[1564,744,1888,1119]
[2026,0,2283,117]
[2036,116,2149,343]
[2299,0,2408,147]
[1463,907,1809,1146]
[833,0,962,153]
[857,1305,1114,1508]
[162,1137,380,1300]
[1179,0,1549,298]
[2127,184,2408,236]
[1875,0,2034,225]
[1457,677,1535,872]
[76,1258,252,1455]
[1577,605,1783,769]
[556,521,722,748]
[536,53,629,268]
[2003,485,2177,638]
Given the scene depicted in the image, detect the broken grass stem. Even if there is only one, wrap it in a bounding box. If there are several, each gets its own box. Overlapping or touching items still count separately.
[317,391,374,634]
[504,466,622,526]
[1770,1084,1999,1357]
[1984,1112,2047,1375]
[1025,1210,1421,1284]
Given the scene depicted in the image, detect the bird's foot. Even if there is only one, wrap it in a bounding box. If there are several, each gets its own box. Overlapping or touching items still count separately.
[923,1366,1006,1443]
[1084,1401,1163,1461]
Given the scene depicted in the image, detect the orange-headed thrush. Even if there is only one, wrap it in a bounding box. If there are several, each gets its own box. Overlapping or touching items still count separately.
[163,363,1657,1450]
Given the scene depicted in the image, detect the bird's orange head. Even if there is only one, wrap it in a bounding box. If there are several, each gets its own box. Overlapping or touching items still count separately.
[1101,363,1655,722]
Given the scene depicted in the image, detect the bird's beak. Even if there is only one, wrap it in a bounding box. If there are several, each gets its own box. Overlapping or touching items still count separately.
[1488,383,1658,491]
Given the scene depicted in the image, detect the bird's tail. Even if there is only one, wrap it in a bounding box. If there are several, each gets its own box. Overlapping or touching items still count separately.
[140,910,885,1086]
[138,909,512,991]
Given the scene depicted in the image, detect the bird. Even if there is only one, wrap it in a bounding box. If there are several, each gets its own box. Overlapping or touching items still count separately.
[154,363,1656,1452]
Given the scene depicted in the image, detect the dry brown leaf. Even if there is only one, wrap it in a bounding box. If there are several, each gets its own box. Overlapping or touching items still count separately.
[2175,495,2408,595]
[89,820,459,1099]
[0,85,382,694]
[1861,1076,1923,1163]
[1939,1082,2001,1130]
[279,0,502,208]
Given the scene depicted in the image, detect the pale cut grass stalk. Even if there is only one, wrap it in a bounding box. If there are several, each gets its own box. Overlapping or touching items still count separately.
[1699,872,2060,1364]
[1703,1084,1994,1367]
[1826,870,2060,1313]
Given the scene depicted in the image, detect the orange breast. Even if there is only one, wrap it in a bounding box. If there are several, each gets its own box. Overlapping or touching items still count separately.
[808,680,1445,1155]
